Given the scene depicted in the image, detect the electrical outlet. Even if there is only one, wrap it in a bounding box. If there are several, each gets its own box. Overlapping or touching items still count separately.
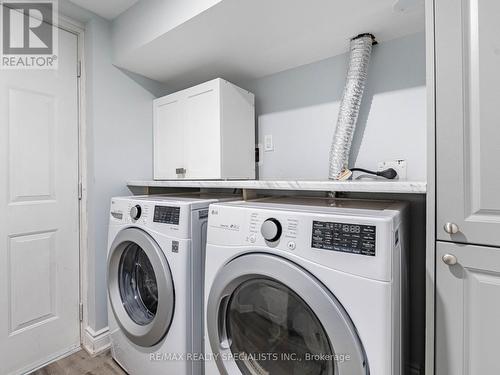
[378,160,407,180]
[264,134,274,152]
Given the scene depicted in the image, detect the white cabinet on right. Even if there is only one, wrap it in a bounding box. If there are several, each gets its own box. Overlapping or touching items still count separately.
[436,242,500,375]
[435,0,500,247]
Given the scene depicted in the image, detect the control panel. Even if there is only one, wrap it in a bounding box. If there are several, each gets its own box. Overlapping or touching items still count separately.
[244,213,299,249]
[110,197,198,239]
[207,200,403,282]
[312,221,376,256]
[153,205,180,225]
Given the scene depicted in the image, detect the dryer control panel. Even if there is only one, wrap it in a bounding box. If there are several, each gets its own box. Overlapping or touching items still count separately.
[153,205,180,225]
[312,221,376,256]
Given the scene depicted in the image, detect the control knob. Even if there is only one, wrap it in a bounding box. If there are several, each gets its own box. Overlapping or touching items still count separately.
[261,218,282,242]
[130,205,142,220]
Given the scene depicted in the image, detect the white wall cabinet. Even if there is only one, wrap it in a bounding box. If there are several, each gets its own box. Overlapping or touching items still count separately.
[153,78,255,180]
[436,242,500,375]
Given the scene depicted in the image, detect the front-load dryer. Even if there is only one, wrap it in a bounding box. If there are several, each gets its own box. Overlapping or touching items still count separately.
[204,197,408,375]
[107,194,237,375]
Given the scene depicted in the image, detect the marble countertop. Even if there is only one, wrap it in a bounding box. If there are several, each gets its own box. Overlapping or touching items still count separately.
[127,179,427,194]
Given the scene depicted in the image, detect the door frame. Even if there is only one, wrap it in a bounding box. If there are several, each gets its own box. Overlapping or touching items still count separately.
[55,14,88,352]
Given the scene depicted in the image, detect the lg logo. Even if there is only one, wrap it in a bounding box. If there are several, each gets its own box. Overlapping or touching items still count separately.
[1,0,58,69]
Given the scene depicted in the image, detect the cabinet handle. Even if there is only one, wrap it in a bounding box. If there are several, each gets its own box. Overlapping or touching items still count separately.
[442,253,458,265]
[443,222,459,234]
[176,168,186,175]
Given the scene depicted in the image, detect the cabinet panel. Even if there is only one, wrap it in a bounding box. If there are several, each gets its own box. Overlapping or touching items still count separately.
[154,97,184,179]
[436,0,500,246]
[184,87,220,179]
[436,242,500,375]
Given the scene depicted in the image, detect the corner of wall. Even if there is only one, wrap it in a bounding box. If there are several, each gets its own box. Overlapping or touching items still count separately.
[82,326,110,356]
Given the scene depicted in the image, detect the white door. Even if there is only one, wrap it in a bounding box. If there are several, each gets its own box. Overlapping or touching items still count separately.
[184,84,220,179]
[153,93,184,179]
[436,0,500,246]
[0,27,80,374]
[436,242,500,375]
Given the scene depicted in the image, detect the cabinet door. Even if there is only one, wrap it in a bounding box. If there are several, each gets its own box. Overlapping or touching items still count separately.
[153,95,184,179]
[436,0,500,246]
[184,85,221,179]
[436,242,500,375]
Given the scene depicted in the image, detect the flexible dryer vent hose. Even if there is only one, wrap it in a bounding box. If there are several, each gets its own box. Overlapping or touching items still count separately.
[328,33,375,180]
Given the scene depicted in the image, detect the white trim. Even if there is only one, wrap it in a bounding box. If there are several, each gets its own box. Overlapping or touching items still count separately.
[55,14,90,354]
[425,0,436,374]
[82,327,111,356]
[58,14,85,32]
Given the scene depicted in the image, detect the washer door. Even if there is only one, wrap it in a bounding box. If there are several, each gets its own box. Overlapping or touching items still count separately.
[108,228,174,347]
[207,253,368,375]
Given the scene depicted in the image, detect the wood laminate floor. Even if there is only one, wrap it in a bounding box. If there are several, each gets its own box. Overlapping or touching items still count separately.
[32,350,126,375]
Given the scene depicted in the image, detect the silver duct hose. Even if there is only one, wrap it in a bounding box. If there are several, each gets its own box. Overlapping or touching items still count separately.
[328,33,375,180]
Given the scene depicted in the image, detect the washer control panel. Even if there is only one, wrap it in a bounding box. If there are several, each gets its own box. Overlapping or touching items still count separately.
[110,197,198,239]
[312,221,376,256]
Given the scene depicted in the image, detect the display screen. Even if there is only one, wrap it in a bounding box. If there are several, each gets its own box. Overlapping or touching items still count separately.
[153,206,180,225]
[311,221,376,256]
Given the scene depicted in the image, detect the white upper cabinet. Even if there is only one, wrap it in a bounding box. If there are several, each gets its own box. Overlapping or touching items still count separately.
[436,0,500,247]
[153,78,255,180]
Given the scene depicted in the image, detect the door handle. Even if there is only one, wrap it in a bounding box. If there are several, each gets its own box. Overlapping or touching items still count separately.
[176,168,186,175]
[218,296,230,349]
[442,253,458,265]
[443,222,459,234]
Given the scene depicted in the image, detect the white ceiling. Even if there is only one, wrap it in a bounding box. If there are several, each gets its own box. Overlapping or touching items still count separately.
[69,0,139,19]
[114,0,425,90]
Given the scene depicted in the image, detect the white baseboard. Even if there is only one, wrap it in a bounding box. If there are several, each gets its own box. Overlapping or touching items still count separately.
[82,326,110,356]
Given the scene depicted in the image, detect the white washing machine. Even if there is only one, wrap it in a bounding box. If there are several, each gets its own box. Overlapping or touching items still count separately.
[204,197,408,375]
[107,194,237,375]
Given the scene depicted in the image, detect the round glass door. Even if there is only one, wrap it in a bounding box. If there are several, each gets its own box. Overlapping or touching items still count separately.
[108,228,175,347]
[227,278,334,375]
[207,253,367,375]
[119,243,158,325]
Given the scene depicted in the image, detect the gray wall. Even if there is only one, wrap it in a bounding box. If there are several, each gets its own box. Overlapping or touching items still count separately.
[241,32,426,181]
[83,15,171,332]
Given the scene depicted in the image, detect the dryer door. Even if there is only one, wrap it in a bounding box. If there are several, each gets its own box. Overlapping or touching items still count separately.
[108,228,174,347]
[207,253,367,375]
